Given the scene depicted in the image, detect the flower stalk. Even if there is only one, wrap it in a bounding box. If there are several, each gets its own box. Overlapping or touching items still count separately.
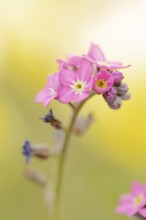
[53,94,95,220]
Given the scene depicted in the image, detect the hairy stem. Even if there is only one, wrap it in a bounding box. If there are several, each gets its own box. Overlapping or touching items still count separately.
[53,94,95,220]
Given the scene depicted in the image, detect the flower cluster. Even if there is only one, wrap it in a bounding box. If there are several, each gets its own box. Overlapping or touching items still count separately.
[35,43,131,110]
[116,181,146,218]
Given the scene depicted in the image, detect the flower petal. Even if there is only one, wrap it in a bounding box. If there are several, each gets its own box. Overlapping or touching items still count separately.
[58,86,75,103]
[87,42,106,62]
[139,208,146,217]
[68,55,85,66]
[60,69,76,85]
[131,181,145,196]
[107,61,123,68]
[77,62,93,81]
[44,95,55,107]
[47,73,61,90]
[35,90,46,102]
[73,91,89,103]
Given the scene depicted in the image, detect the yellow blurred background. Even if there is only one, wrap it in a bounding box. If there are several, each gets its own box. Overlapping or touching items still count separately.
[1,0,146,219]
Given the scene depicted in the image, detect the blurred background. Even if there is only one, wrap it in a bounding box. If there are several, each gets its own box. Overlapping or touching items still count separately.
[0,0,146,219]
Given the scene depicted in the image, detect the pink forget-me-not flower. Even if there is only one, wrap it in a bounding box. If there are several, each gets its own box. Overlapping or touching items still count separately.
[58,62,93,103]
[116,181,146,218]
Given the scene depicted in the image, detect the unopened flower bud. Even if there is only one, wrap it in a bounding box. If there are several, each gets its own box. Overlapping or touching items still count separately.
[24,168,47,186]
[22,140,32,163]
[121,92,131,100]
[112,71,124,85]
[32,144,50,159]
[117,83,129,95]
[73,113,94,135]
[103,87,117,102]
[108,96,122,110]
[41,109,62,129]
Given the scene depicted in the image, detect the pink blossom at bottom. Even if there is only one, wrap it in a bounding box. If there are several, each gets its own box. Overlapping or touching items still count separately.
[116,181,146,217]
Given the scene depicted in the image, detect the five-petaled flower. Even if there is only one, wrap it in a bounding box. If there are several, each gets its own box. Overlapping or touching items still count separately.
[58,62,93,103]
[116,181,146,218]
[92,70,114,94]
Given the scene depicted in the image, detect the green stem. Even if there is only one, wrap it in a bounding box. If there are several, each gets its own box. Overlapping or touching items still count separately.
[53,94,95,220]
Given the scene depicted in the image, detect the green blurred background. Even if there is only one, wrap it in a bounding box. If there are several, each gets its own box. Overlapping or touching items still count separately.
[0,0,146,219]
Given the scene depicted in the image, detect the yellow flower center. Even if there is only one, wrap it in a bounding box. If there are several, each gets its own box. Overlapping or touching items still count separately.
[96,79,107,88]
[72,81,85,93]
[134,195,144,206]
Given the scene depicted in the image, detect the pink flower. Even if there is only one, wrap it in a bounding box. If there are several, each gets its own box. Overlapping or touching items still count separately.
[92,70,114,94]
[58,62,93,103]
[116,181,146,218]
[85,43,130,70]
[35,73,61,107]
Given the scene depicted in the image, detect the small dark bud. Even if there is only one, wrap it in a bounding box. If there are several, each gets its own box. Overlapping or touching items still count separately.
[117,83,129,95]
[121,92,131,100]
[22,140,32,163]
[108,96,122,110]
[41,109,62,129]
[103,87,117,102]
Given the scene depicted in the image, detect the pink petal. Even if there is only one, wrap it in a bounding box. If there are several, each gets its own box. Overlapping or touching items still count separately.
[127,207,139,217]
[85,78,93,91]
[59,69,77,86]
[44,95,55,107]
[47,73,61,90]
[139,208,146,217]
[58,86,76,103]
[120,194,132,204]
[116,203,133,214]
[35,90,46,102]
[131,181,144,196]
[87,42,106,62]
[73,91,89,103]
[77,62,93,81]
[68,55,85,66]
[107,61,123,68]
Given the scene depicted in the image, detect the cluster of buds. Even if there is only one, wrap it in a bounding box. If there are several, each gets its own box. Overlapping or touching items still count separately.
[35,43,131,110]
[103,81,131,110]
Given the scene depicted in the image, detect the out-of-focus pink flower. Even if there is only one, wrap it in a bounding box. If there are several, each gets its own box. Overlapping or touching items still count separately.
[116,181,146,218]
[58,62,93,103]
[92,70,114,94]
[85,43,130,70]
[35,73,61,107]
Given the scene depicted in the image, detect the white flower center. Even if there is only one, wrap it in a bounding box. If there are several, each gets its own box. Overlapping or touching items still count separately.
[71,80,86,93]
